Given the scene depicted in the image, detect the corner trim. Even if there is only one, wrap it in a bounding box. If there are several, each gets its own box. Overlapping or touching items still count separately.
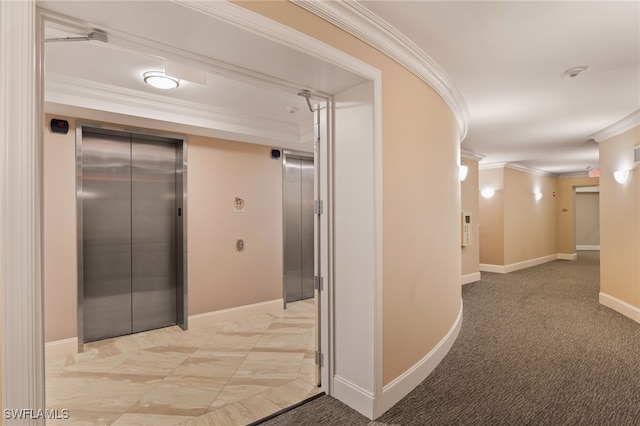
[333,376,376,420]
[291,0,469,142]
[462,272,481,285]
[599,292,640,323]
[480,254,560,274]
[188,299,283,329]
[376,300,463,418]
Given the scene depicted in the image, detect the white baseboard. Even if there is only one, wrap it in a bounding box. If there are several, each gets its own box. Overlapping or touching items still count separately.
[188,298,283,329]
[577,245,600,251]
[375,300,463,418]
[558,253,578,260]
[45,337,78,360]
[333,375,376,420]
[480,253,561,274]
[599,292,640,323]
[461,272,481,285]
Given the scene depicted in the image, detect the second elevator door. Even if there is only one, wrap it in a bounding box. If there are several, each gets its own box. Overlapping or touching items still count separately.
[284,155,315,304]
[81,129,178,343]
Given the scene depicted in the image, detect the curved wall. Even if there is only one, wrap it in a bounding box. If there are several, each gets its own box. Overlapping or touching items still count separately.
[237,0,462,389]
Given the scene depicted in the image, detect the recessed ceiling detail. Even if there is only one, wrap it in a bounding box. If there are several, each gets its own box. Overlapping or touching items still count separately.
[563,66,588,79]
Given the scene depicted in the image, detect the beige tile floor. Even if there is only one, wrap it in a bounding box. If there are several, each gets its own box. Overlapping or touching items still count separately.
[46,299,321,426]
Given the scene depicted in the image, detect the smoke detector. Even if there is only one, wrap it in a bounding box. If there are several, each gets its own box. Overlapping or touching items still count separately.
[563,66,588,78]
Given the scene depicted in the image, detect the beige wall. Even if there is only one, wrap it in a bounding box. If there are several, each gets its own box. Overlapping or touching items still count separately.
[556,176,600,255]
[43,115,283,342]
[187,136,282,315]
[575,192,600,246]
[479,167,558,266]
[237,1,462,386]
[461,158,480,277]
[43,115,78,342]
[479,168,504,265]
[503,168,557,265]
[599,126,640,308]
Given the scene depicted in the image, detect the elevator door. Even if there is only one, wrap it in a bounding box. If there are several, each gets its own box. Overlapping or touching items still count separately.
[81,129,178,343]
[284,155,315,304]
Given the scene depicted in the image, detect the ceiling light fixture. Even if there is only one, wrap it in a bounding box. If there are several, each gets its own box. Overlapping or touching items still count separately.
[534,191,543,201]
[563,66,588,78]
[143,71,180,90]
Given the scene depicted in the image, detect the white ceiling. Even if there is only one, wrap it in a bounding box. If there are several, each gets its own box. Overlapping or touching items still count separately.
[362,1,640,173]
[40,1,639,174]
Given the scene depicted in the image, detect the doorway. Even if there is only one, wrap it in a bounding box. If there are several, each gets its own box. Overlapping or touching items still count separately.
[283,153,315,305]
[77,126,187,344]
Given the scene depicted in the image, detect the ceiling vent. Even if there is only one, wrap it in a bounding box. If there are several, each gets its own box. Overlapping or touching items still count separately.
[634,145,640,164]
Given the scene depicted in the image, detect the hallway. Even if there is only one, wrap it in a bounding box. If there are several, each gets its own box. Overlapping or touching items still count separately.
[46,299,320,425]
[262,252,640,425]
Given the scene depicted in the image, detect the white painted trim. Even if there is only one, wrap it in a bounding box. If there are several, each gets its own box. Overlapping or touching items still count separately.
[188,299,283,329]
[1,1,47,419]
[479,162,556,177]
[461,149,484,161]
[558,253,578,260]
[45,74,301,147]
[577,245,600,251]
[376,301,463,418]
[462,272,482,285]
[45,337,78,360]
[333,375,376,420]
[599,292,640,324]
[291,0,469,142]
[590,109,640,143]
[480,254,559,274]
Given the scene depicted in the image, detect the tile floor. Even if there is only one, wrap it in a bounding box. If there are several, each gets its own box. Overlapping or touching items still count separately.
[46,299,321,425]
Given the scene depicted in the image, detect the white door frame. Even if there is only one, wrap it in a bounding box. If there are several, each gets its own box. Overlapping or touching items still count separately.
[1,0,383,419]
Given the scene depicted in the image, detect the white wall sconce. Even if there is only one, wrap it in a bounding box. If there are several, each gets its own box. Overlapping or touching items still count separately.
[480,188,495,199]
[534,191,543,201]
[613,169,630,184]
[459,165,469,181]
[143,71,180,89]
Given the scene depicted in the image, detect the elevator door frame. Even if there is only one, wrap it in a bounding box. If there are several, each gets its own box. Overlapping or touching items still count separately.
[76,124,188,350]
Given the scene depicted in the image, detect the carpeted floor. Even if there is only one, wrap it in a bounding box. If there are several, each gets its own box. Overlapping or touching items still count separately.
[260,251,640,425]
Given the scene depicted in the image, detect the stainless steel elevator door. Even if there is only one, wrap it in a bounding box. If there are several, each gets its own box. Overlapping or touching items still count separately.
[284,156,315,303]
[81,129,178,342]
[131,137,177,333]
[82,131,134,341]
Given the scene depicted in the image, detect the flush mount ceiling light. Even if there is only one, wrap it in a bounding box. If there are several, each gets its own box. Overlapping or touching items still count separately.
[563,66,588,78]
[143,71,180,89]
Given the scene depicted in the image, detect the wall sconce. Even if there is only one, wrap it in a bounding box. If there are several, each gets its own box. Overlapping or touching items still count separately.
[459,165,469,181]
[534,191,543,201]
[613,169,630,184]
[480,188,495,199]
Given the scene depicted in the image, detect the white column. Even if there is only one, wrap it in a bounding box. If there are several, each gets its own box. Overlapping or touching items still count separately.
[1,0,46,423]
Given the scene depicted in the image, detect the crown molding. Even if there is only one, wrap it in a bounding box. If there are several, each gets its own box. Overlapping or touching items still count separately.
[479,162,556,177]
[461,149,484,161]
[291,0,469,142]
[45,73,303,146]
[590,109,640,143]
[559,171,591,179]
